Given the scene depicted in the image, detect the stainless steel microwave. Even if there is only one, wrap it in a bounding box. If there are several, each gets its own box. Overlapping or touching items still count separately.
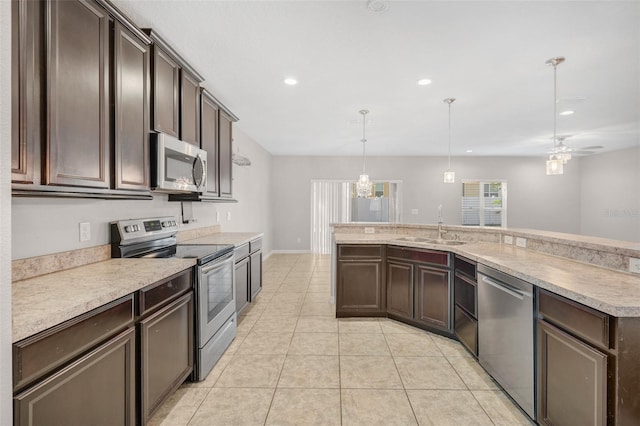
[152,133,207,193]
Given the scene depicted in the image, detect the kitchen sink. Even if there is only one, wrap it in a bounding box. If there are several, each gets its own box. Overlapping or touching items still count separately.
[394,236,466,245]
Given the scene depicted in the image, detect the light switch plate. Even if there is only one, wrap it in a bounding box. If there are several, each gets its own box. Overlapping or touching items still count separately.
[411,209,419,215]
[364,227,375,234]
[629,258,640,274]
[226,211,231,221]
[515,237,527,248]
[503,235,513,244]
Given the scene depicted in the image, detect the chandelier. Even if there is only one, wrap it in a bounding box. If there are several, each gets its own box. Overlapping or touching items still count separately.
[443,98,456,183]
[546,56,566,175]
[356,109,372,198]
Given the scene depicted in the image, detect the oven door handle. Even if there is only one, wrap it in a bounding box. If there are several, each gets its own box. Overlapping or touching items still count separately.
[200,252,234,274]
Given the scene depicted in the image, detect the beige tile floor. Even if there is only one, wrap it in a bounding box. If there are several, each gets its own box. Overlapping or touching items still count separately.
[149,253,533,426]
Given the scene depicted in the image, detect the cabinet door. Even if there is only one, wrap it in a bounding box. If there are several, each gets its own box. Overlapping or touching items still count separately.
[180,69,200,146]
[152,46,179,137]
[140,292,194,424]
[113,22,150,190]
[538,320,607,426]
[46,0,110,188]
[250,250,262,300]
[414,265,451,330]
[337,260,385,315]
[12,0,42,184]
[200,90,219,197]
[235,256,250,314]
[219,111,233,198]
[386,260,413,319]
[14,328,136,426]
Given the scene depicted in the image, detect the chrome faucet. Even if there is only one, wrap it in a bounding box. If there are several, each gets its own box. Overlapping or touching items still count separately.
[437,205,447,241]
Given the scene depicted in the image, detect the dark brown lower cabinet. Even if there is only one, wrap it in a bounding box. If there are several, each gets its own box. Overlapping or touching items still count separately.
[14,327,136,426]
[235,255,250,314]
[386,260,413,319]
[140,292,194,424]
[250,249,263,300]
[336,259,385,316]
[414,265,450,330]
[537,319,607,426]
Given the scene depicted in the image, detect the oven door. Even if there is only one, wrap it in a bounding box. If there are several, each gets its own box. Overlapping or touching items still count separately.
[198,251,235,346]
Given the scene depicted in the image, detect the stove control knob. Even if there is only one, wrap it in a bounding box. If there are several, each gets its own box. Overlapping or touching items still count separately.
[124,225,132,233]
[134,225,140,232]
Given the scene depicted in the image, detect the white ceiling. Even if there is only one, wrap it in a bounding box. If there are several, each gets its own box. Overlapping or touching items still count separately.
[113,0,640,157]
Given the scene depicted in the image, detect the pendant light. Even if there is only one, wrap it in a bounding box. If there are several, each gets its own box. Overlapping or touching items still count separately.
[546,56,565,175]
[443,98,456,183]
[356,109,372,198]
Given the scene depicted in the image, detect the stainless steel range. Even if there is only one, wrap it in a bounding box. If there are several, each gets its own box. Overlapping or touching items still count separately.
[111,216,236,381]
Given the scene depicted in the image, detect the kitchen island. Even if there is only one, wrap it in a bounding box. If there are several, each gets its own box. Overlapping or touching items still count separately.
[332,223,640,426]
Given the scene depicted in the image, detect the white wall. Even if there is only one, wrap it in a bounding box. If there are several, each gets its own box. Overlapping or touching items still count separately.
[270,155,582,250]
[11,127,273,259]
[1,0,13,423]
[580,146,640,241]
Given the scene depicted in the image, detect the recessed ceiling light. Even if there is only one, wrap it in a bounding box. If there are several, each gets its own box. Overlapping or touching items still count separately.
[417,79,432,86]
[284,78,298,86]
[465,149,473,153]
[560,110,575,116]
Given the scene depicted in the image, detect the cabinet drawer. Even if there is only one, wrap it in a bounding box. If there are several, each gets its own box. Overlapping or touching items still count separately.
[454,255,476,280]
[454,305,477,356]
[539,289,610,350]
[454,272,477,318]
[338,244,383,260]
[387,246,448,266]
[250,238,262,253]
[139,269,192,316]
[13,295,134,393]
[235,243,250,260]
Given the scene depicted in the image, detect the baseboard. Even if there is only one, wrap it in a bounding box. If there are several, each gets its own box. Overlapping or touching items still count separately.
[269,250,312,254]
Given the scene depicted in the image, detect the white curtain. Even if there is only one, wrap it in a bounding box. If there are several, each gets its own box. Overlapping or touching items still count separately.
[310,181,352,254]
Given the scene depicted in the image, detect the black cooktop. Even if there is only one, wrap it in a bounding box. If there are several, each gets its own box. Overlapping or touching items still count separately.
[174,244,234,265]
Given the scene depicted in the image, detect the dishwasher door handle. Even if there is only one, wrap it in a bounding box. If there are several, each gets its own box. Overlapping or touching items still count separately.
[480,275,531,300]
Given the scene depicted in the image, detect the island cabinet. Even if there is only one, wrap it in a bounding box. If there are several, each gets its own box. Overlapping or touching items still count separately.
[13,296,136,426]
[537,289,640,426]
[453,255,478,356]
[145,28,204,146]
[11,0,154,198]
[336,244,386,316]
[385,246,452,334]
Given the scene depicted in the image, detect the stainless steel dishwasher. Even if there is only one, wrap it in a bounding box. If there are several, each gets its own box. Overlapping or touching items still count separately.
[478,264,535,420]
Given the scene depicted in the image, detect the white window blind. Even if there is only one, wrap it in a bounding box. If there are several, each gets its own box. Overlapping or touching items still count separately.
[462,181,507,227]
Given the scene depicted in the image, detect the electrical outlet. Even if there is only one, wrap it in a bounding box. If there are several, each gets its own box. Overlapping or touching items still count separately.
[503,235,513,245]
[516,237,527,248]
[79,222,91,242]
[226,211,231,221]
[216,212,220,222]
[411,209,419,215]
[364,227,375,234]
[629,258,640,274]
[297,237,302,244]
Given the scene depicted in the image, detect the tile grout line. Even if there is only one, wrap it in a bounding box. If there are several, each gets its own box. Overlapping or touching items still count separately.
[382,331,420,426]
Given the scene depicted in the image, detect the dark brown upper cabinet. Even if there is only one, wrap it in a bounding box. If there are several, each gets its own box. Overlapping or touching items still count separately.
[200,89,219,197]
[11,0,43,185]
[46,0,110,188]
[218,110,233,198]
[151,45,180,137]
[180,70,200,146]
[113,21,150,191]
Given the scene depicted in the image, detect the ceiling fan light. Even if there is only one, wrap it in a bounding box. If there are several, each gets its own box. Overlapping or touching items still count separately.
[556,152,572,163]
[546,156,564,175]
[443,170,456,183]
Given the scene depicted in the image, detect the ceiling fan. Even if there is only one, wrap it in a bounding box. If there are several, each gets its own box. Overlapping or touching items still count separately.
[548,135,601,160]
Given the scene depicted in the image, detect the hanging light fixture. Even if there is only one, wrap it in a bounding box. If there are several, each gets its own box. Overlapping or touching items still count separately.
[546,56,565,175]
[443,98,456,183]
[356,109,372,198]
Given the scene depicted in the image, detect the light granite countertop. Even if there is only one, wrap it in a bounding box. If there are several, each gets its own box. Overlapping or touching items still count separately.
[334,233,640,317]
[12,258,196,343]
[182,232,263,247]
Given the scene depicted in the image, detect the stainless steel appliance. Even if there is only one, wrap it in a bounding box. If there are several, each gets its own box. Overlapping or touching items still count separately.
[111,216,236,381]
[478,264,535,420]
[152,133,207,193]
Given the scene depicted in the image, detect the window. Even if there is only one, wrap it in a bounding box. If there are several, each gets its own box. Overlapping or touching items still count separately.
[462,180,507,227]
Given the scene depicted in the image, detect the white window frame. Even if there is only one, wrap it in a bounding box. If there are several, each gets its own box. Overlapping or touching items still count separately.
[461,179,508,227]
